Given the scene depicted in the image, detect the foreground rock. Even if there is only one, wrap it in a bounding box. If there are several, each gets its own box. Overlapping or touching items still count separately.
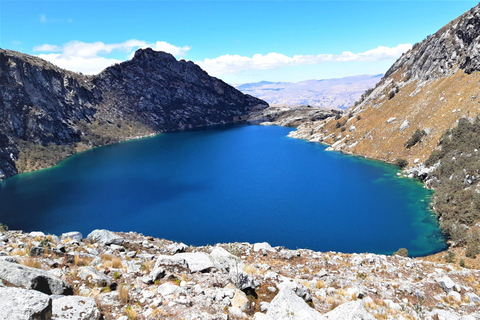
[0,230,479,319]
[0,287,52,320]
[52,296,101,320]
[0,260,72,295]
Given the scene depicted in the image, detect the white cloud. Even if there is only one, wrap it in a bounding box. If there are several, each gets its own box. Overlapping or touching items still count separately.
[39,14,73,24]
[33,44,61,52]
[197,44,412,76]
[34,40,191,74]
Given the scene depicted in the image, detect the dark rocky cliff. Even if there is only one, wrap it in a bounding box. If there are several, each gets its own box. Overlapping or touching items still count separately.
[0,48,268,179]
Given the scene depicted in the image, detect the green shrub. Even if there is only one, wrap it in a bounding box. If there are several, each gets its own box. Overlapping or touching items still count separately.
[393,248,408,257]
[459,259,466,268]
[425,117,480,242]
[444,251,455,263]
[0,223,7,232]
[395,159,409,169]
[466,232,480,258]
[405,129,426,149]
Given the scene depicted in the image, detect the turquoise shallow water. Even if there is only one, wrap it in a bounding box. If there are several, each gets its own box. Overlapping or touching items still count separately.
[0,125,446,256]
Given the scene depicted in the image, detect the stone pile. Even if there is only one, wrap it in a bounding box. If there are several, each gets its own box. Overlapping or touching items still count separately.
[0,229,479,319]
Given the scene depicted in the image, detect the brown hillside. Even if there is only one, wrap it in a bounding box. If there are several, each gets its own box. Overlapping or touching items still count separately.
[291,5,480,167]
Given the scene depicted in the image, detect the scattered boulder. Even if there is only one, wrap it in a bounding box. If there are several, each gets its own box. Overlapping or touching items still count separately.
[231,289,251,313]
[86,229,123,246]
[436,276,455,293]
[400,120,410,132]
[142,267,166,284]
[210,246,240,270]
[278,278,312,302]
[61,232,83,242]
[266,288,324,320]
[167,242,188,254]
[157,282,180,297]
[466,292,480,304]
[230,269,255,292]
[154,254,188,269]
[175,252,214,273]
[324,300,375,320]
[52,295,101,320]
[0,287,52,320]
[78,266,112,286]
[0,260,72,295]
[29,246,45,257]
[253,242,275,252]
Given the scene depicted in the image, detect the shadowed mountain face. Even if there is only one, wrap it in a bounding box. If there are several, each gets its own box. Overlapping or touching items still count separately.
[0,48,267,179]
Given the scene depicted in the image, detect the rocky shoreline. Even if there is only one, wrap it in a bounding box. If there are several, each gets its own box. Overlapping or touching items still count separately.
[0,229,479,319]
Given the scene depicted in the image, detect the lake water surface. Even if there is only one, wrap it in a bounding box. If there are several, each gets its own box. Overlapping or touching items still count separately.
[0,125,446,256]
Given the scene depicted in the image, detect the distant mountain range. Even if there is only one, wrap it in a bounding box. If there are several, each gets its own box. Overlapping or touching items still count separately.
[234,74,382,110]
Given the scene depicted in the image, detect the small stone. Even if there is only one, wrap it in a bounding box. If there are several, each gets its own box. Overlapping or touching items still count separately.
[231,289,250,313]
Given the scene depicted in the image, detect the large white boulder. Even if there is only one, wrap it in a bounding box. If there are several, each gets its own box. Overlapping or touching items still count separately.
[0,287,52,320]
[266,288,325,320]
[61,231,83,242]
[175,252,214,273]
[0,260,72,295]
[52,295,101,320]
[253,242,275,252]
[210,246,240,271]
[324,300,375,320]
[78,266,112,286]
[86,229,123,245]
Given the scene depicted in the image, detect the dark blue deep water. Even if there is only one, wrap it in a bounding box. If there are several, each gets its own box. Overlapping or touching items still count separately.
[0,125,445,256]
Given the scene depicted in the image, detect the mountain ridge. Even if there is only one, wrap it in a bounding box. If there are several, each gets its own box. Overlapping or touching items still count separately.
[0,47,267,179]
[235,74,382,110]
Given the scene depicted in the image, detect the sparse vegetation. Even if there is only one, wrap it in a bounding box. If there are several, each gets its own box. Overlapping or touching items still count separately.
[395,159,409,169]
[0,223,8,232]
[425,117,480,246]
[16,141,75,173]
[393,248,408,257]
[405,129,426,149]
[444,251,455,263]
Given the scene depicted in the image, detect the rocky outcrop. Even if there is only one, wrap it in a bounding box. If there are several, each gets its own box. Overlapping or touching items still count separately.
[0,48,267,179]
[290,4,480,167]
[248,104,339,127]
[1,229,479,319]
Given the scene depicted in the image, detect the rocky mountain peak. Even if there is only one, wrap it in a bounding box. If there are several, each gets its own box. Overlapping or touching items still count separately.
[383,4,480,86]
[0,48,267,179]
[132,47,178,63]
[290,3,480,167]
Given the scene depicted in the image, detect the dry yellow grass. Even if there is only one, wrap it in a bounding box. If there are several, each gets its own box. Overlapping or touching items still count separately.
[125,306,137,320]
[302,70,480,167]
[119,285,130,304]
[315,280,325,289]
[20,257,41,269]
[10,248,28,256]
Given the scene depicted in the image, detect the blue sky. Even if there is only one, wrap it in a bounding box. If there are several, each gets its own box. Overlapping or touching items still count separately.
[1,1,477,83]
